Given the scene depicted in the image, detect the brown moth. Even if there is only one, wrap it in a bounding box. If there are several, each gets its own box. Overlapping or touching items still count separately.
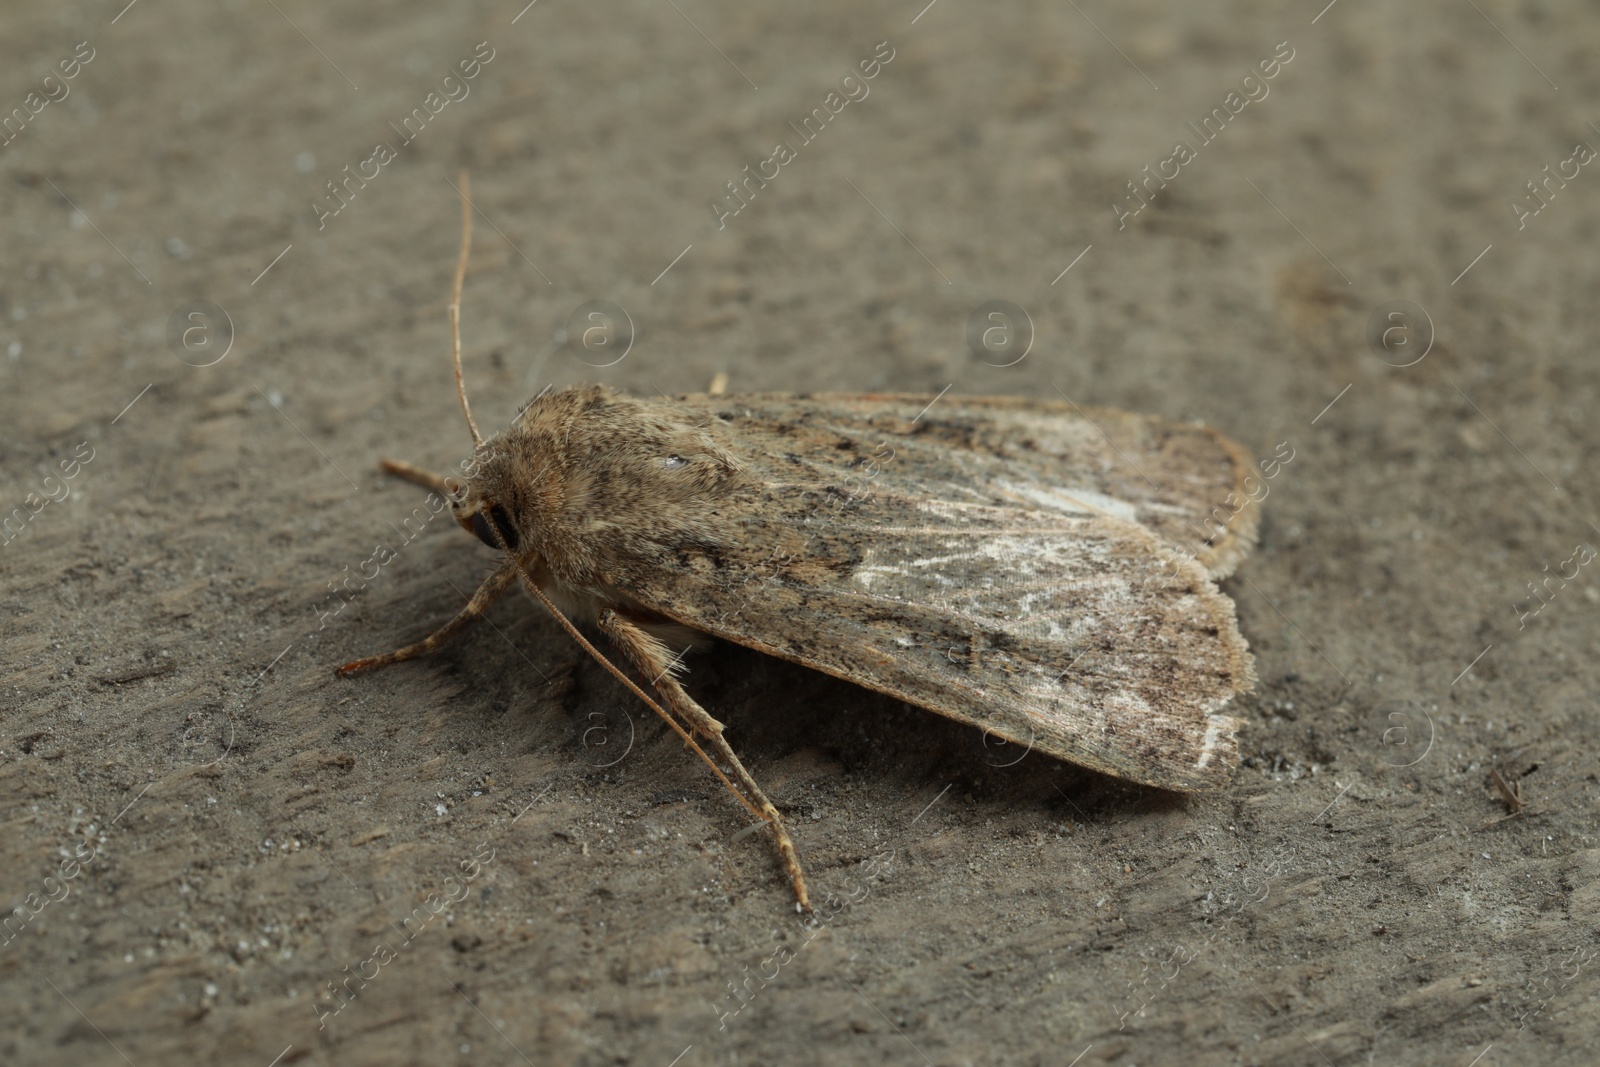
[339,175,1259,912]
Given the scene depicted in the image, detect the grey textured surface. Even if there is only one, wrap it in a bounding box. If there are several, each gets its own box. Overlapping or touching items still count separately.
[2,1,1598,1064]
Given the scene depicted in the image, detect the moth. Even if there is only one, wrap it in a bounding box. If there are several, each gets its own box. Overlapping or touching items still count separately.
[340,176,1259,912]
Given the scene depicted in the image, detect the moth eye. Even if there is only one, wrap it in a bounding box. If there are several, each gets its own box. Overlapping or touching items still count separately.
[470,503,521,551]
[661,455,689,470]
[468,512,497,549]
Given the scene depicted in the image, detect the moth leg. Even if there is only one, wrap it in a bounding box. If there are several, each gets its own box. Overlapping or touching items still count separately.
[598,608,812,912]
[378,457,459,496]
[336,565,515,677]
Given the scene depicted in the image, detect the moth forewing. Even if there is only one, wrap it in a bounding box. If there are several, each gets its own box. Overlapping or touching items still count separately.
[598,396,1257,793]
[690,393,1262,580]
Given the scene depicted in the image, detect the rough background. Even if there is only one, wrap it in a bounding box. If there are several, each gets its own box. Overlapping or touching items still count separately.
[2,1,1598,1065]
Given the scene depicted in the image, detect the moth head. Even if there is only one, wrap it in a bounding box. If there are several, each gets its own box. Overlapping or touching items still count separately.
[448,445,532,554]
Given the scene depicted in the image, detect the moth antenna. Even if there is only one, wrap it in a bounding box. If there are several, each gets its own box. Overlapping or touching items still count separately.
[450,169,484,449]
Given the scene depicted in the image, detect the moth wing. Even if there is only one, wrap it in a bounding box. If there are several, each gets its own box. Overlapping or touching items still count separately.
[625,394,1257,791]
[686,393,1262,579]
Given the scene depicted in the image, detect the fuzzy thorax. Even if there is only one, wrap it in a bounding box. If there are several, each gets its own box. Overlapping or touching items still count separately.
[457,386,746,627]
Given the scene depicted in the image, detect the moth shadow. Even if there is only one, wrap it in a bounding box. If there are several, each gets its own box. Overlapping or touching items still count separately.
[381,580,1192,831]
[691,641,1189,827]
